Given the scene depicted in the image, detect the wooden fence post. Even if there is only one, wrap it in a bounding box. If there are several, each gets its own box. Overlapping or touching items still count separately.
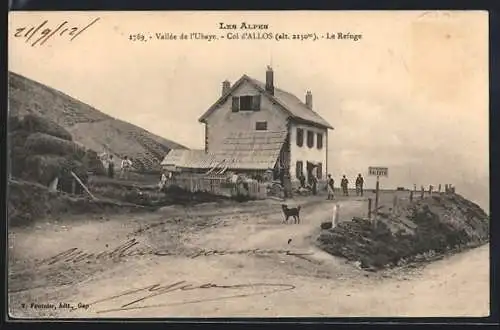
[332,203,340,228]
[410,190,413,202]
[368,198,372,219]
[70,171,96,200]
[374,175,380,227]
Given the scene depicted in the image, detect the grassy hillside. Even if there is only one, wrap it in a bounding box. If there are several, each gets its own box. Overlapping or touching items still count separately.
[8,71,187,172]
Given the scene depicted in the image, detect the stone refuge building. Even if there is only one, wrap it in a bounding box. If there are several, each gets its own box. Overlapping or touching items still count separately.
[161,66,334,188]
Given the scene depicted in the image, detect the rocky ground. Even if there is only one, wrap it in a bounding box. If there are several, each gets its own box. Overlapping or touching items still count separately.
[8,192,490,318]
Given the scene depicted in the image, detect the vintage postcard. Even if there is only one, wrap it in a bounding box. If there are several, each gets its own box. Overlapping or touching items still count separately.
[7,11,490,319]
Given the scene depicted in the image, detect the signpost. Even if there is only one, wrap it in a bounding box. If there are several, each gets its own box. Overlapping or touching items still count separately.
[368,166,388,227]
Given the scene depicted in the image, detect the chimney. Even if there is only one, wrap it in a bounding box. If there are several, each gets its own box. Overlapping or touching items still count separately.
[222,80,231,96]
[305,91,313,109]
[265,66,274,95]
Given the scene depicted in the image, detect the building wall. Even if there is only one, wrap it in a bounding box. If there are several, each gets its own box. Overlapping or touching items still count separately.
[203,81,289,152]
[289,122,328,185]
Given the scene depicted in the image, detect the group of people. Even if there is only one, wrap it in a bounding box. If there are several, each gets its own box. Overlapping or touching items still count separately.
[297,173,319,195]
[326,173,365,200]
[103,154,133,180]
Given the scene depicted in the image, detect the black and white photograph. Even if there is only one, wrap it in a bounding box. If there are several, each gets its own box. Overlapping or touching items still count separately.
[7,11,490,318]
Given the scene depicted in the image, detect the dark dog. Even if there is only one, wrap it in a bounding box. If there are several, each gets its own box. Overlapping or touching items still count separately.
[281,204,301,224]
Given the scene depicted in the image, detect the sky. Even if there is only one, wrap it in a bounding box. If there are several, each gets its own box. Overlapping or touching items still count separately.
[8,11,489,210]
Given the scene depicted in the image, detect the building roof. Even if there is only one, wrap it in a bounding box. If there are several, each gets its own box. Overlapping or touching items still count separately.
[212,130,287,170]
[160,149,218,169]
[198,75,334,129]
[161,130,287,171]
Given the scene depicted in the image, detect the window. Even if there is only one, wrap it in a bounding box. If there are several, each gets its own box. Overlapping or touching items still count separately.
[296,161,303,179]
[307,130,314,148]
[317,133,323,149]
[255,121,267,131]
[317,163,323,179]
[240,96,253,110]
[236,95,261,111]
[296,128,304,147]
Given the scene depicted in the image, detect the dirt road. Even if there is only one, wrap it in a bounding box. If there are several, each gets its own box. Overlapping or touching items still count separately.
[8,197,490,318]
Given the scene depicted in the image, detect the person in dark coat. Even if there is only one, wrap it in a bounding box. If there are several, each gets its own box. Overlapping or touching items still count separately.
[341,175,349,196]
[355,173,364,196]
[299,173,306,188]
[107,155,115,178]
[311,175,318,195]
[327,174,335,200]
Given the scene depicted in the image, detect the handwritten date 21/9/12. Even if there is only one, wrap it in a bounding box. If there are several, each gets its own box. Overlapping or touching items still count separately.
[13,17,101,47]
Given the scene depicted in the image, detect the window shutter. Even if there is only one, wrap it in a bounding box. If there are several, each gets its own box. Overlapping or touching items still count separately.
[231,97,240,112]
[307,131,314,148]
[317,133,323,149]
[296,128,303,147]
[252,95,261,111]
[296,161,303,178]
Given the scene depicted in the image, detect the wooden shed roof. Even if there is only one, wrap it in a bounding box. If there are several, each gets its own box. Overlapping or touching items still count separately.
[161,131,287,171]
[212,130,288,170]
[160,149,218,169]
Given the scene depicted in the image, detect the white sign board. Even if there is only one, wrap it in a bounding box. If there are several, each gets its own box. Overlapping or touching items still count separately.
[368,166,388,177]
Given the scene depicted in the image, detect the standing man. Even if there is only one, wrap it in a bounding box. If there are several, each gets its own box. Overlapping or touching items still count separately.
[327,174,335,200]
[341,175,349,196]
[355,173,364,196]
[230,172,239,197]
[299,172,306,188]
[120,156,133,180]
[158,172,168,191]
[311,174,318,195]
[107,154,115,178]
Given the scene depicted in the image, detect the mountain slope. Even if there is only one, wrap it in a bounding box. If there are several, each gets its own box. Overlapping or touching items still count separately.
[8,71,187,171]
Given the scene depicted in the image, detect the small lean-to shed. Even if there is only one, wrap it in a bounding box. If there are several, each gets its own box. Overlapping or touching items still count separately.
[160,149,218,173]
[161,130,288,177]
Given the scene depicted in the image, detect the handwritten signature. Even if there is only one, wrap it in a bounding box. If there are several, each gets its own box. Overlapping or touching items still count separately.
[38,239,315,266]
[13,17,100,47]
[88,280,295,314]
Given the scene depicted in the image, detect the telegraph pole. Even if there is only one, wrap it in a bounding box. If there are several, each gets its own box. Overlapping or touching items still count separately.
[374,175,380,226]
[368,167,388,228]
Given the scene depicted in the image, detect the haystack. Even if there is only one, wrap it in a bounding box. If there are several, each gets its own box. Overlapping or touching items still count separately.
[22,155,86,187]
[25,132,86,158]
[9,114,103,194]
[8,115,24,132]
[8,130,32,177]
[19,114,73,141]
